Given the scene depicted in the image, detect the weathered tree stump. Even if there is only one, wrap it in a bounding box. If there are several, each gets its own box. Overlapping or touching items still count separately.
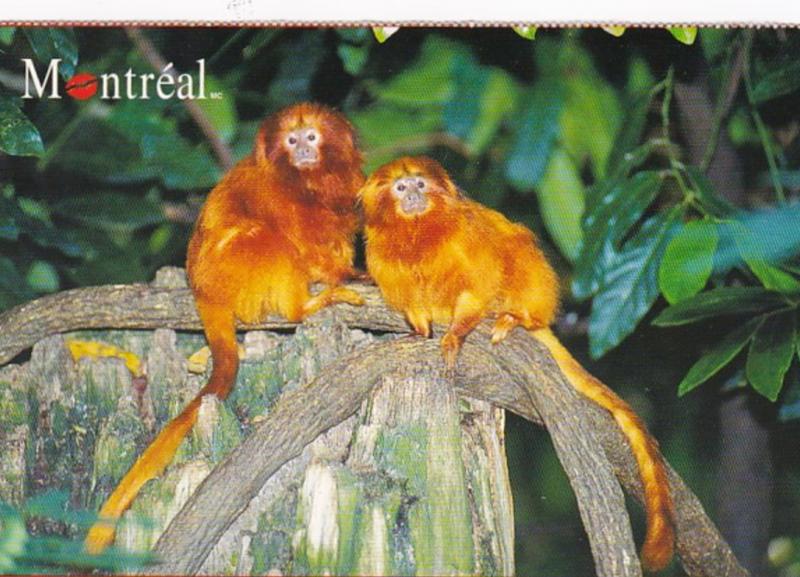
[0,268,749,577]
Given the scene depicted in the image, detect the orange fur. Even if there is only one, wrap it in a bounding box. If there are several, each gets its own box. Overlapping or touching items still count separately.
[85,102,364,553]
[361,156,675,572]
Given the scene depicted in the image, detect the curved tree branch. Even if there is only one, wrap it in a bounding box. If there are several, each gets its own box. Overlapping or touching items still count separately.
[0,269,747,577]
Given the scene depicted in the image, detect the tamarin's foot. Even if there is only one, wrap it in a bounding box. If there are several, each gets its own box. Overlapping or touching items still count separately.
[440,332,462,370]
[407,311,432,338]
[491,313,520,344]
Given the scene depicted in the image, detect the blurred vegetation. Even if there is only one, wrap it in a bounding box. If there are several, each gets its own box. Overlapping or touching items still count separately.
[1,26,800,575]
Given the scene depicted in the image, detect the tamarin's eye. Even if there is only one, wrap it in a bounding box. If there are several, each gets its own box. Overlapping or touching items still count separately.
[417,180,425,189]
[308,132,316,142]
[287,136,297,146]
[397,183,406,192]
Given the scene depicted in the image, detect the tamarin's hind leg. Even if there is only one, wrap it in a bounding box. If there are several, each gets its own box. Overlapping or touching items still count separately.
[302,285,364,318]
[441,292,485,369]
[85,302,238,554]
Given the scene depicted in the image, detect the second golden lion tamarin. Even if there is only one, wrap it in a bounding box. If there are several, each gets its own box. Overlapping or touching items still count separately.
[360,156,675,572]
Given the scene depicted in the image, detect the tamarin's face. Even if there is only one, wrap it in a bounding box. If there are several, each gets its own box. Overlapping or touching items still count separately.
[256,102,361,177]
[391,174,430,215]
[361,156,461,222]
[282,124,322,169]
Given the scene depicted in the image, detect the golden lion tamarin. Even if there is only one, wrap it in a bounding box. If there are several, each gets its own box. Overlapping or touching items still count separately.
[360,156,675,572]
[85,102,365,553]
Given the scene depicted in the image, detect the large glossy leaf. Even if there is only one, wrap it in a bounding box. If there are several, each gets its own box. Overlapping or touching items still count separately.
[751,59,800,104]
[659,220,719,304]
[445,62,519,157]
[22,28,78,79]
[370,36,460,106]
[443,53,486,146]
[573,170,662,299]
[0,96,44,157]
[604,89,655,176]
[677,316,764,396]
[504,78,564,191]
[653,287,789,326]
[536,147,585,262]
[53,192,165,233]
[729,221,800,294]
[559,49,621,179]
[350,106,441,172]
[746,310,796,401]
[588,207,683,358]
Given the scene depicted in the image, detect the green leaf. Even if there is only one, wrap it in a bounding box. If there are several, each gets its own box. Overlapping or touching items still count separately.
[0,27,15,46]
[730,221,800,294]
[372,27,399,43]
[751,59,800,103]
[559,45,622,179]
[194,76,236,143]
[659,220,719,304]
[26,260,59,293]
[536,147,585,262]
[350,106,441,172]
[337,43,370,76]
[677,316,764,396]
[512,26,537,40]
[684,166,736,217]
[0,96,44,157]
[370,37,460,106]
[469,70,519,155]
[653,287,789,326]
[140,134,220,190]
[504,79,564,191]
[22,28,78,79]
[668,27,697,45]
[53,192,165,233]
[573,170,662,299]
[604,88,657,188]
[589,206,683,358]
[746,310,796,401]
[602,27,626,37]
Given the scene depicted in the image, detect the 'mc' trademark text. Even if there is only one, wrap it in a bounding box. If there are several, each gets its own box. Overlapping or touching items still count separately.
[22,58,218,101]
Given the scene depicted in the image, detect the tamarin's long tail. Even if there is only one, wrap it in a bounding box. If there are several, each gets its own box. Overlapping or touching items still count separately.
[84,305,238,554]
[532,328,675,572]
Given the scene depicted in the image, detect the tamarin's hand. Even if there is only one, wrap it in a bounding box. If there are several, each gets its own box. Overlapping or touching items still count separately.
[85,103,365,554]
[361,156,675,572]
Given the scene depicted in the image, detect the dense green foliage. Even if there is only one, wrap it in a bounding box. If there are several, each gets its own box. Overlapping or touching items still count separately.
[1,26,800,575]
